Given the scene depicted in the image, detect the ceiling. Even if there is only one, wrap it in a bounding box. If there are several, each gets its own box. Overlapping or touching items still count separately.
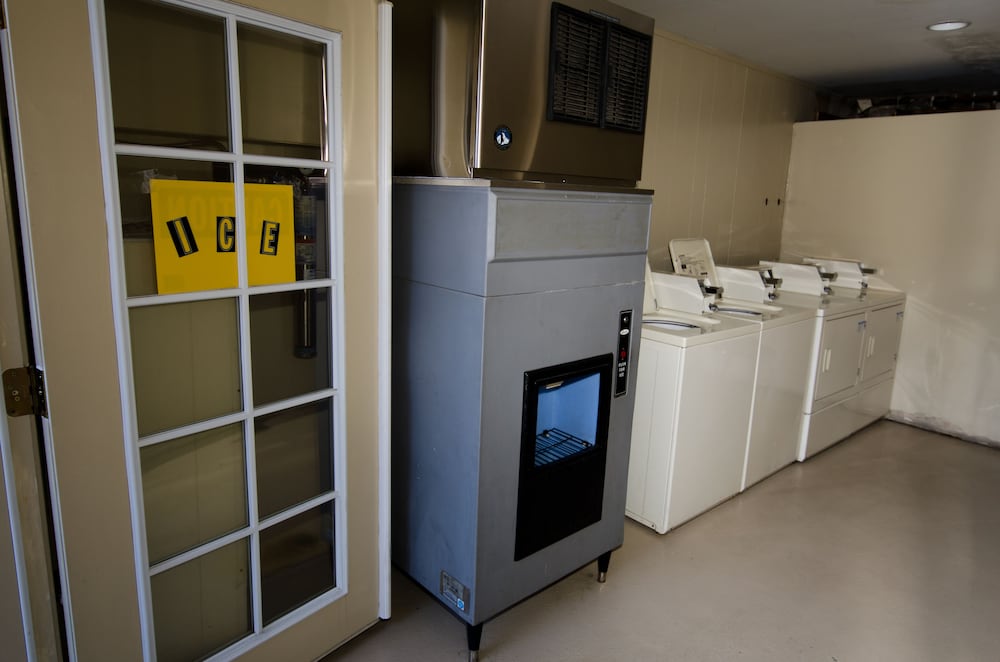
[614,0,1000,96]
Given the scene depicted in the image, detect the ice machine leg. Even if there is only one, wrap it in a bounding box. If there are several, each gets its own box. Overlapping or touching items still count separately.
[597,551,612,583]
[466,623,483,662]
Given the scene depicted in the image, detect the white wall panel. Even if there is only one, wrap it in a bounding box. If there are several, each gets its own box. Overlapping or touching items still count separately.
[781,110,1000,446]
[640,32,815,271]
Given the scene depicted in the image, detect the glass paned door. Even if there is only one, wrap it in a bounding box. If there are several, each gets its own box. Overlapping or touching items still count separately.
[101,0,346,658]
[104,0,231,151]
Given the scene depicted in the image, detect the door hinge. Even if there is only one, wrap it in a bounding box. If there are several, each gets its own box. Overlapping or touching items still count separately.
[3,367,47,418]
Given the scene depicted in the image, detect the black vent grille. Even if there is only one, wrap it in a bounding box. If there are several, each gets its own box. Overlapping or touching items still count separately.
[550,6,604,125]
[604,26,651,132]
[548,3,652,134]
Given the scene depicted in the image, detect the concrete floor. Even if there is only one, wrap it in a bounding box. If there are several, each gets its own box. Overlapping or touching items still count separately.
[325,421,1000,661]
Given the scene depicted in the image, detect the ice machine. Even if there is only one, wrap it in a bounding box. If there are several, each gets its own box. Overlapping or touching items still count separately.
[392,180,651,659]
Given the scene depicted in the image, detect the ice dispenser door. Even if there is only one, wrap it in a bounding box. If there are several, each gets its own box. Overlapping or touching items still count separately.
[515,354,612,561]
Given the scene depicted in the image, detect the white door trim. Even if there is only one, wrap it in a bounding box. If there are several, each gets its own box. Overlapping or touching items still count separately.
[84,3,154,657]
[377,0,392,621]
[0,366,31,662]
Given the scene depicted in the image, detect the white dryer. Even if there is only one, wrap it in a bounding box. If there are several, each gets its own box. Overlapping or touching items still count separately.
[762,261,906,460]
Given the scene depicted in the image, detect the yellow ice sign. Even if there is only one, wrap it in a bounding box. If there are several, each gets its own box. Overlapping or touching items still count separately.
[150,179,296,294]
[245,183,295,287]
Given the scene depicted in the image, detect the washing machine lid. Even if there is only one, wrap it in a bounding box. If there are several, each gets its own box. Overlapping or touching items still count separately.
[713,297,816,326]
[716,265,779,303]
[715,298,780,315]
[760,261,826,297]
[668,238,719,287]
[643,309,718,327]
[774,290,870,317]
[802,257,871,290]
[859,287,906,306]
[642,308,759,347]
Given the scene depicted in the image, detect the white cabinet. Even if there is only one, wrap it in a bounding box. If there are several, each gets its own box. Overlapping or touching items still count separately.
[800,294,906,459]
[860,304,904,383]
[814,312,866,401]
[813,302,904,403]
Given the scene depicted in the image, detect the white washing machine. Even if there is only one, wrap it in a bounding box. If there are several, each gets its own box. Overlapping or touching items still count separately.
[625,267,759,533]
[712,267,816,490]
[761,261,906,460]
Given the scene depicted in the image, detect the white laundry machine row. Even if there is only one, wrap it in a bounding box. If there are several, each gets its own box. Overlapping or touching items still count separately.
[625,252,907,535]
[763,261,906,460]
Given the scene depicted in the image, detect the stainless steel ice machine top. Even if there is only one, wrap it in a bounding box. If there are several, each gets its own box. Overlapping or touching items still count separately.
[392,178,652,659]
[392,0,655,186]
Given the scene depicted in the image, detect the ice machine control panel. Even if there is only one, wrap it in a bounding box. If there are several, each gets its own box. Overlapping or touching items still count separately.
[615,309,633,397]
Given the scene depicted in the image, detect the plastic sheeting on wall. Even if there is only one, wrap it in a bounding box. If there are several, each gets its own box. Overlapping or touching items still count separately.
[780,111,1000,446]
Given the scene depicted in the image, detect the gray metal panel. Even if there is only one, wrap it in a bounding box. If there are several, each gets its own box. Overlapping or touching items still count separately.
[395,182,653,295]
[486,186,651,294]
[492,189,650,260]
[393,183,490,294]
[391,0,481,178]
[472,282,643,622]
[486,255,647,296]
[391,278,486,618]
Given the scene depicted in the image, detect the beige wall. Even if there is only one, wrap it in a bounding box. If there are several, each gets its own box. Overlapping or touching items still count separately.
[639,31,815,272]
[781,110,1000,446]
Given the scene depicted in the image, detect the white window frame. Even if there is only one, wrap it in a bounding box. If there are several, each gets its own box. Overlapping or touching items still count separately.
[87,0,349,658]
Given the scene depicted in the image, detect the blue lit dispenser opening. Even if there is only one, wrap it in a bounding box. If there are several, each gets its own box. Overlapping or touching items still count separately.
[515,354,613,560]
[534,373,600,466]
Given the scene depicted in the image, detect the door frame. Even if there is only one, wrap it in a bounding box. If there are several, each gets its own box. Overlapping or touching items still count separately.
[0,416,29,662]
[376,0,392,622]
[0,20,75,662]
[0,222,31,661]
